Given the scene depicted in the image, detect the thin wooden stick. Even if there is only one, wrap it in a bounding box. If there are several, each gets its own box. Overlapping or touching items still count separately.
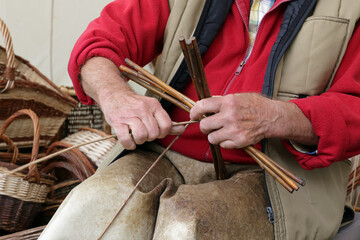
[179,37,226,180]
[350,157,359,208]
[123,72,190,113]
[248,146,305,186]
[191,38,212,98]
[180,37,205,100]
[97,126,187,240]
[124,58,196,108]
[179,36,194,78]
[246,146,299,191]
[173,120,200,126]
[120,65,168,94]
[244,148,294,193]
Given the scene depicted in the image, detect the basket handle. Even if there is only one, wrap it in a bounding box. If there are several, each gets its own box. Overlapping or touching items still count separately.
[0,109,41,181]
[0,18,15,93]
[0,134,19,163]
[44,141,96,178]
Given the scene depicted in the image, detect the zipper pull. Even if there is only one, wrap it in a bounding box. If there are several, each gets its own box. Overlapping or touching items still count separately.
[266,206,275,223]
[235,61,245,76]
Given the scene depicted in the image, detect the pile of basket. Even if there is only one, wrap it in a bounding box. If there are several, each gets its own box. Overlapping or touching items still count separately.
[0,17,78,234]
[0,109,56,233]
[0,17,116,236]
[0,110,115,235]
[348,155,360,212]
[0,18,77,149]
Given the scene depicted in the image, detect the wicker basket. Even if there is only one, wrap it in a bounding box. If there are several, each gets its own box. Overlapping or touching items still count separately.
[0,109,55,232]
[59,86,111,138]
[348,155,360,212]
[0,225,45,240]
[0,18,77,149]
[62,127,116,167]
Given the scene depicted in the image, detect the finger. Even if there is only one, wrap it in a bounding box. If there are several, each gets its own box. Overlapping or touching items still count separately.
[199,114,224,135]
[127,117,148,145]
[153,109,172,138]
[208,128,248,149]
[219,140,237,149]
[114,124,136,150]
[169,124,186,135]
[141,113,160,141]
[190,97,222,120]
[207,127,227,145]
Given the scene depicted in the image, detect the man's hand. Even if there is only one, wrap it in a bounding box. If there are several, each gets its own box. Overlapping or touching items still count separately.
[80,57,185,150]
[190,93,318,149]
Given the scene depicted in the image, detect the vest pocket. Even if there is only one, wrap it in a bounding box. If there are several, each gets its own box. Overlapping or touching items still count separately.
[277,16,349,99]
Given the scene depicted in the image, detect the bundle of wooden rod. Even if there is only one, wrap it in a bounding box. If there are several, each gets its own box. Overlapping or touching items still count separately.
[179,36,226,180]
[120,43,305,193]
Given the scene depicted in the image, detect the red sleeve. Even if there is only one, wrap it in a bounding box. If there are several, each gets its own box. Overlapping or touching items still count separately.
[285,22,360,170]
[68,0,170,105]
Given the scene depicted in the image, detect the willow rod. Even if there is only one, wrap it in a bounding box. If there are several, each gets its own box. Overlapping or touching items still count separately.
[244,147,294,193]
[122,72,190,113]
[120,65,168,95]
[248,146,305,186]
[125,58,195,108]
[180,37,226,180]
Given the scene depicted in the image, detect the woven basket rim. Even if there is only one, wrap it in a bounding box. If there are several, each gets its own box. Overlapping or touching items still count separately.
[0,77,77,107]
[0,166,53,203]
[0,45,77,107]
[62,128,116,166]
[0,165,54,185]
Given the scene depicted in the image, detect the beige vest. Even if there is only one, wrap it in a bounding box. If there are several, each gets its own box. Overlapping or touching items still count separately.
[153,0,360,239]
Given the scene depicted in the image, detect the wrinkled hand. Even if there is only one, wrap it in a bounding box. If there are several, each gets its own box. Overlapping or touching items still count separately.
[189,93,281,149]
[99,90,185,150]
[80,57,185,150]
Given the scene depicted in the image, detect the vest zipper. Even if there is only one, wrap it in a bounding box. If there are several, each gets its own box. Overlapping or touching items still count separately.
[223,60,245,95]
[264,170,275,223]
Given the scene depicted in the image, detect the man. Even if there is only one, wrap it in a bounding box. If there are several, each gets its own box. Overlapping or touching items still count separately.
[40,0,360,239]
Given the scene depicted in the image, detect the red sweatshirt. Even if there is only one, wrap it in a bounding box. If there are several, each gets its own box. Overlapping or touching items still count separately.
[68,0,360,170]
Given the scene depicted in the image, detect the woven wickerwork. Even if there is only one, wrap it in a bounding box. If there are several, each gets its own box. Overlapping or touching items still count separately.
[62,127,116,167]
[0,224,45,240]
[59,86,111,139]
[66,103,105,134]
[0,18,77,149]
[0,166,53,203]
[0,109,54,233]
[0,195,43,233]
[348,155,360,212]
